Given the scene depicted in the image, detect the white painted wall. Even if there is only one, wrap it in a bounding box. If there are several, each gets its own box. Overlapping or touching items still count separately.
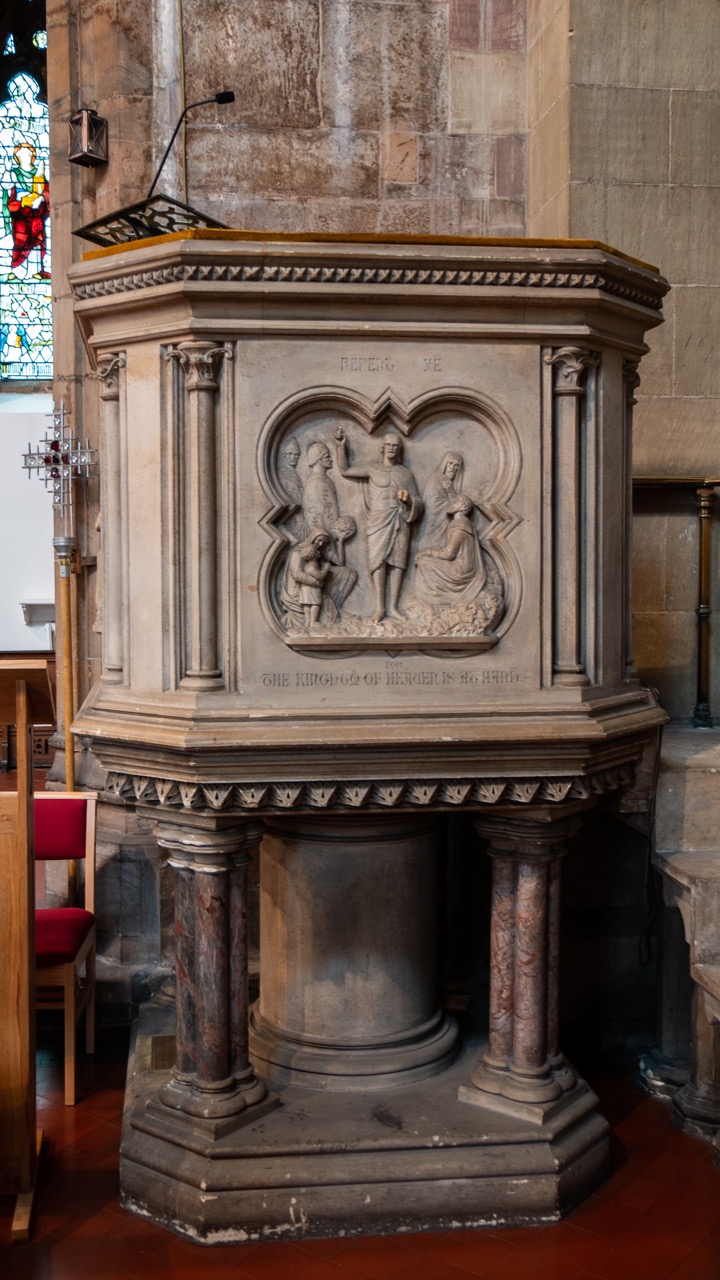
[0,391,55,650]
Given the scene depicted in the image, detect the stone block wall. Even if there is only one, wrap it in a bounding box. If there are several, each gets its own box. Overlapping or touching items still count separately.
[527,0,720,723]
[179,0,527,235]
[564,0,720,480]
[49,2,532,248]
[527,0,570,233]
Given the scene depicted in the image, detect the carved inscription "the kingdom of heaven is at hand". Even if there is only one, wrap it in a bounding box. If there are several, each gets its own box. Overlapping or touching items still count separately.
[261,668,521,688]
[262,388,522,652]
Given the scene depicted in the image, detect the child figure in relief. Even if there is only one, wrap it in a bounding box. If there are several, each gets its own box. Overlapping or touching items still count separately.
[282,528,333,628]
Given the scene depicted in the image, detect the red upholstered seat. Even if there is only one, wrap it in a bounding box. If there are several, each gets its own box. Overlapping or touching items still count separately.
[35,907,94,967]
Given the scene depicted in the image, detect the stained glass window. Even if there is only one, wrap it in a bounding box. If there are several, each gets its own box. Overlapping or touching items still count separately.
[0,1,50,382]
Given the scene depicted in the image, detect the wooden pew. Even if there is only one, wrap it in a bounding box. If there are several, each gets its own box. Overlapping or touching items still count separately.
[0,659,55,1240]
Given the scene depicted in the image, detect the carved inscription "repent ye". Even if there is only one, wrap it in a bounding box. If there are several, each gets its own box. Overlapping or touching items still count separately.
[262,669,520,688]
[338,355,443,373]
[340,357,395,373]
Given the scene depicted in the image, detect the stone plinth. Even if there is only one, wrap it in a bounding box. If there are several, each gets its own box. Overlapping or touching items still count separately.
[251,815,458,1089]
[71,232,667,1240]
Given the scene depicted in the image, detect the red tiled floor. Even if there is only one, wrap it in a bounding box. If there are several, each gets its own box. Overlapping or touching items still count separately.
[3,1035,720,1279]
[421,1228,518,1275]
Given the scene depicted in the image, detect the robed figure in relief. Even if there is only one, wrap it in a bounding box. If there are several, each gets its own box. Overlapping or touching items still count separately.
[419,451,463,550]
[335,426,422,623]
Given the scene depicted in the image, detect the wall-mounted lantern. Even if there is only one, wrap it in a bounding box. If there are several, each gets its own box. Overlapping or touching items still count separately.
[68,107,108,167]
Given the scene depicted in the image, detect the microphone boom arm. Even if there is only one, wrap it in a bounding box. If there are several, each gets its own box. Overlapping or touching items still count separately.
[147,91,235,200]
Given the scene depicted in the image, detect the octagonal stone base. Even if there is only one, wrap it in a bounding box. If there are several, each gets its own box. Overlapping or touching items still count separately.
[119,1004,609,1244]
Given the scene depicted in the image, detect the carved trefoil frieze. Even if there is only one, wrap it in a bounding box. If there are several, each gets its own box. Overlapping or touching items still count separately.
[71,259,665,312]
[258,387,522,654]
[106,763,635,815]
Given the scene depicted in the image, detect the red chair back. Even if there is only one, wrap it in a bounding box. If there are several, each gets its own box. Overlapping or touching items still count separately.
[34,797,89,861]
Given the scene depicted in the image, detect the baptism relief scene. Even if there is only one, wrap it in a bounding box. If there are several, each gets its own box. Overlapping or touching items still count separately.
[268,408,517,648]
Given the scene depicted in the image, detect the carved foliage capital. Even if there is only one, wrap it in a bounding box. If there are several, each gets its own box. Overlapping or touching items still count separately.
[94,352,126,400]
[166,341,231,391]
[545,346,598,395]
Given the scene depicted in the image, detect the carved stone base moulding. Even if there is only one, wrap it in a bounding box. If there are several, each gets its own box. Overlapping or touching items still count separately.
[70,233,668,795]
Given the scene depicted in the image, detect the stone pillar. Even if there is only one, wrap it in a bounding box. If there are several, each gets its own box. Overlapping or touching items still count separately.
[166,341,230,691]
[673,985,720,1140]
[622,359,641,682]
[639,894,691,1098]
[148,819,276,1138]
[250,814,458,1089]
[461,812,581,1118]
[545,346,597,688]
[96,352,126,684]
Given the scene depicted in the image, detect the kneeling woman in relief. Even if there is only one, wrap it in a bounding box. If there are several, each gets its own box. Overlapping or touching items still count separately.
[414,495,489,608]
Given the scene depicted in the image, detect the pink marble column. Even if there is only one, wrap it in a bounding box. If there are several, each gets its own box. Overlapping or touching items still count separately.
[466,812,581,1110]
[484,853,516,1074]
[230,824,267,1107]
[547,857,575,1090]
[171,858,197,1080]
[194,866,232,1088]
[153,820,274,1135]
[512,858,550,1075]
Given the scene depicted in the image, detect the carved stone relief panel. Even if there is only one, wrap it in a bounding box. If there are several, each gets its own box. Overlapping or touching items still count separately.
[258,388,522,655]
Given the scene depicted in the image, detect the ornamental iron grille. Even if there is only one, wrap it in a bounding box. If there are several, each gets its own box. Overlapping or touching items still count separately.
[0,28,51,381]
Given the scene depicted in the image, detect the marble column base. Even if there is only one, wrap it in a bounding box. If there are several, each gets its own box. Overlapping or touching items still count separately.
[672,1083,720,1140]
[121,1003,610,1244]
[146,1069,279,1141]
[459,1049,579,1124]
[638,1047,690,1100]
[549,1053,577,1093]
[466,1055,560,1102]
[459,1073,567,1128]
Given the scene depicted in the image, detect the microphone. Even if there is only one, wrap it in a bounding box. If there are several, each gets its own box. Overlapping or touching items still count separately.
[147,91,236,199]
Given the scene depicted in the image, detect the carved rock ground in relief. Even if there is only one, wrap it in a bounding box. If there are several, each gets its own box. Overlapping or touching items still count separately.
[263,394,518,646]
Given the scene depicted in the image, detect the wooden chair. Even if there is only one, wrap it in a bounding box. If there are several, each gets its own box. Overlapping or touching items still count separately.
[0,659,55,1238]
[34,792,98,1106]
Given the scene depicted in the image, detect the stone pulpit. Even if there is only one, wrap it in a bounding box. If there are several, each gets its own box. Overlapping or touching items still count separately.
[71,232,667,1241]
